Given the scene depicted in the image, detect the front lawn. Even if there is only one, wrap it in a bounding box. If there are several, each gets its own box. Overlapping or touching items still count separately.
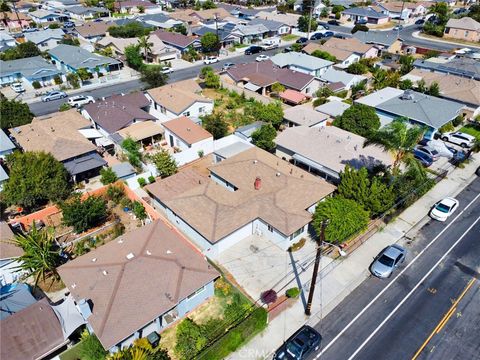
[281,34,299,41]
[59,340,86,360]
[460,123,480,140]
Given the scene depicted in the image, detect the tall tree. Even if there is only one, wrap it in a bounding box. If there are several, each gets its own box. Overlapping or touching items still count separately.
[201,32,220,53]
[202,113,229,139]
[2,151,71,210]
[251,124,277,152]
[399,55,415,75]
[125,44,143,70]
[364,118,425,174]
[140,65,168,88]
[138,34,153,62]
[8,226,61,287]
[297,14,318,32]
[0,94,33,129]
[151,150,178,178]
[60,194,108,233]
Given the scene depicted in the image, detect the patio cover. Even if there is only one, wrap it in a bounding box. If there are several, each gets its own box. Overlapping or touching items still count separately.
[279,89,308,105]
[116,121,164,142]
[51,295,86,339]
[62,152,107,176]
[96,137,114,147]
[292,153,340,180]
[78,128,103,139]
[0,284,36,321]
[244,82,261,92]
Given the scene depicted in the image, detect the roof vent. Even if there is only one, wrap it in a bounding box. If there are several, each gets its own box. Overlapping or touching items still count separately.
[187,127,191,131]
[91,258,97,262]
[71,283,76,289]
[102,270,108,276]
[118,239,123,244]
[401,89,414,100]
[166,250,172,254]
[253,160,258,164]
[146,250,152,255]
[276,172,281,177]
[126,252,135,260]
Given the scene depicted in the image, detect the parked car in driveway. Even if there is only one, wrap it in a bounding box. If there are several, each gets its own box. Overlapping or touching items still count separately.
[42,91,67,102]
[413,149,433,167]
[296,37,308,44]
[68,95,94,107]
[245,45,263,55]
[323,31,334,37]
[441,132,476,148]
[161,66,173,74]
[430,197,459,222]
[370,244,406,279]
[204,56,219,64]
[256,54,269,62]
[328,19,340,26]
[274,325,321,359]
[10,82,25,93]
[415,146,440,161]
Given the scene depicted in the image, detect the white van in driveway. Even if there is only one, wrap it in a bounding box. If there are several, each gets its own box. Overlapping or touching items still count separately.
[261,37,281,50]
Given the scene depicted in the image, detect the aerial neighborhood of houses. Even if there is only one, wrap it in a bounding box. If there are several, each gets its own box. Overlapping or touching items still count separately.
[1,0,480,359]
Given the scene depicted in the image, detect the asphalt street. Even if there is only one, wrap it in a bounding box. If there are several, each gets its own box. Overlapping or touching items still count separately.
[308,178,480,360]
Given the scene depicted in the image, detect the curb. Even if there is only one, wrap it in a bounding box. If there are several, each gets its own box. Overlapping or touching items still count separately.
[412,31,480,49]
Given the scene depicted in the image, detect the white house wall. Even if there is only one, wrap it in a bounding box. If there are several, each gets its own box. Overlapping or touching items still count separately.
[146,92,213,123]
[253,218,307,251]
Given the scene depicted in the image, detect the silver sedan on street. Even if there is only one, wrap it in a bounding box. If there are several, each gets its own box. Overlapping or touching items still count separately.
[370,244,406,278]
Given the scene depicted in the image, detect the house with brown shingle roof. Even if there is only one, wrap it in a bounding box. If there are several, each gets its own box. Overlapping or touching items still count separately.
[9,109,107,181]
[146,79,214,123]
[145,147,336,258]
[58,220,219,352]
[162,116,213,153]
[223,60,320,96]
[151,29,201,53]
[444,17,480,43]
[0,222,24,286]
[401,68,480,109]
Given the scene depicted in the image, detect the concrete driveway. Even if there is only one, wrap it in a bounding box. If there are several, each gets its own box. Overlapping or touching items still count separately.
[216,234,333,302]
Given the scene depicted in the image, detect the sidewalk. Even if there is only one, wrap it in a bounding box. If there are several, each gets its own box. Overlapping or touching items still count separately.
[412,31,480,49]
[227,154,479,360]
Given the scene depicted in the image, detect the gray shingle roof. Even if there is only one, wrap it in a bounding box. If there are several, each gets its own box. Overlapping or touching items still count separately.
[249,18,286,31]
[234,23,269,36]
[62,152,106,176]
[24,29,65,45]
[376,90,464,129]
[234,121,265,138]
[66,6,108,15]
[111,162,136,178]
[271,52,333,71]
[413,57,480,80]
[353,30,399,47]
[342,7,389,19]
[0,129,16,153]
[48,44,120,70]
[315,100,351,117]
[0,56,62,79]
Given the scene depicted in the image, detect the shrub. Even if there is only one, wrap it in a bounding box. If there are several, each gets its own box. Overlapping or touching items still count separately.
[137,177,147,187]
[351,24,369,34]
[452,115,464,127]
[313,97,327,107]
[53,75,63,85]
[260,289,277,304]
[67,73,80,89]
[286,287,300,298]
[151,150,178,178]
[100,167,118,185]
[439,122,454,133]
[60,194,108,233]
[120,197,133,209]
[132,200,147,220]
[289,238,306,252]
[32,80,41,89]
[78,330,107,360]
[106,184,125,204]
[336,89,348,98]
[59,103,71,111]
[214,278,232,297]
[175,318,208,359]
[197,149,204,158]
[346,62,368,75]
[148,175,156,183]
[333,103,380,137]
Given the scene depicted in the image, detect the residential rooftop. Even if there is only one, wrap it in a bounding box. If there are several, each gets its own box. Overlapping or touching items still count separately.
[9,109,96,162]
[146,147,336,242]
[0,221,22,260]
[283,103,329,127]
[58,220,219,350]
[315,100,351,117]
[270,52,334,70]
[0,129,15,153]
[23,28,65,44]
[48,44,120,69]
[446,17,480,31]
[0,56,62,80]
[162,116,212,145]
[413,57,480,80]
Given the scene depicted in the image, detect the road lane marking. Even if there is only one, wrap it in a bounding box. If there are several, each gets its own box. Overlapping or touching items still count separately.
[315,191,480,359]
[346,216,480,360]
[412,277,476,360]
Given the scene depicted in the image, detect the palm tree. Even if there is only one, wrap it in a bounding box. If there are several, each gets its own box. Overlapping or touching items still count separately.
[138,35,153,63]
[364,118,425,174]
[7,225,61,287]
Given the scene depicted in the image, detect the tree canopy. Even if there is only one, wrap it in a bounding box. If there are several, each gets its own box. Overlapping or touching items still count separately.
[333,103,380,137]
[298,15,318,32]
[108,23,152,38]
[2,151,71,209]
[140,65,168,89]
[0,41,41,60]
[202,113,229,139]
[311,50,337,62]
[151,150,178,178]
[125,44,143,70]
[346,62,368,75]
[100,167,118,185]
[252,124,277,152]
[312,197,370,244]
[201,32,220,53]
[0,94,34,129]
[245,101,284,129]
[60,194,108,233]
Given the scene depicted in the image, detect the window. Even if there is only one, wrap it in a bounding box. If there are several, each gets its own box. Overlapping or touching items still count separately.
[465,30,469,38]
[160,106,166,114]
[183,111,190,117]
[267,225,274,232]
[187,286,205,300]
[199,106,205,114]
[290,227,304,240]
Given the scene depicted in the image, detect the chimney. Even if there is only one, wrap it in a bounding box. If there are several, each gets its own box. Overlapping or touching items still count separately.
[254,177,261,190]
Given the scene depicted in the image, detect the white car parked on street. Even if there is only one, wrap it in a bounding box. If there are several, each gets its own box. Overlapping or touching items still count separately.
[204,56,219,64]
[68,95,95,108]
[430,197,459,222]
[255,54,269,62]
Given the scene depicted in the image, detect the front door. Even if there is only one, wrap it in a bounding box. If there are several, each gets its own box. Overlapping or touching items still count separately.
[169,135,174,147]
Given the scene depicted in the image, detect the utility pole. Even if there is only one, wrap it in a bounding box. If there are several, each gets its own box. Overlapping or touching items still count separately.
[214,13,220,57]
[398,0,407,38]
[305,220,327,316]
[306,0,314,41]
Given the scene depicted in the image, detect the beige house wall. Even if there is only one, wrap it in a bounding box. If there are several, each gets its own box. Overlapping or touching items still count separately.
[444,28,480,42]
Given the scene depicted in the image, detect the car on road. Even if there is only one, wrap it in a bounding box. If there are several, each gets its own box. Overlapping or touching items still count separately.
[222,63,235,71]
[320,23,329,29]
[283,46,293,53]
[42,91,67,102]
[244,45,263,55]
[256,54,269,62]
[430,197,459,222]
[204,56,219,64]
[67,95,94,107]
[441,131,476,148]
[161,66,173,74]
[274,325,321,359]
[413,149,433,167]
[296,37,308,44]
[310,32,324,40]
[10,82,25,93]
[323,31,334,37]
[370,244,406,278]
[63,21,75,28]
[393,25,404,31]
[415,146,440,161]
[328,19,340,26]
[415,18,425,25]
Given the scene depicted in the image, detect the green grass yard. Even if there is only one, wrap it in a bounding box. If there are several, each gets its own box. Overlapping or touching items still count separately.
[460,123,480,140]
